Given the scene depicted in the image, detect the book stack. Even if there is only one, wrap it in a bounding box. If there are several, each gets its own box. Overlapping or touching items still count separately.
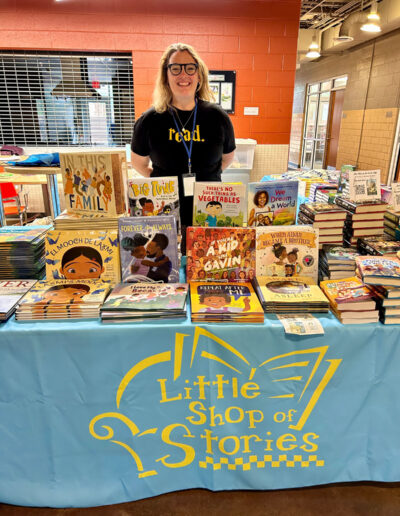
[355,254,400,324]
[383,210,400,240]
[357,235,400,256]
[190,282,264,323]
[320,276,378,324]
[54,210,122,231]
[319,245,359,281]
[309,183,337,204]
[253,276,329,313]
[0,279,37,322]
[366,284,400,324]
[15,279,110,321]
[298,203,347,248]
[101,283,188,323]
[0,225,51,280]
[335,197,387,246]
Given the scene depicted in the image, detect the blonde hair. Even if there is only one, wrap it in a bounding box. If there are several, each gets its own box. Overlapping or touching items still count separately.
[152,42,214,113]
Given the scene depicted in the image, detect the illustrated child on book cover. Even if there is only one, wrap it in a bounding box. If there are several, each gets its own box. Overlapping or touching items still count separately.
[59,247,105,280]
[195,284,252,313]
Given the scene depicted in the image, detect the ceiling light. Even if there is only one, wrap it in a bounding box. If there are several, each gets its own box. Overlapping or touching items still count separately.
[361,2,381,33]
[306,36,320,59]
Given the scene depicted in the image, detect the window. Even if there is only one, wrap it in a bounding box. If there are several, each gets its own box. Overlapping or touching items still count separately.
[0,51,134,147]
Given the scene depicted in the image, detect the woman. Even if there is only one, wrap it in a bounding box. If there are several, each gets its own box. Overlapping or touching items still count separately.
[130,42,236,233]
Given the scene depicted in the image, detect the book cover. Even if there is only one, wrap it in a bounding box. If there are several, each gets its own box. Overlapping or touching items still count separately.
[322,246,359,264]
[186,227,256,281]
[335,196,387,214]
[255,276,328,305]
[348,169,381,203]
[320,277,375,307]
[18,279,110,305]
[357,236,400,256]
[299,203,347,221]
[102,282,188,311]
[193,182,245,227]
[0,279,37,318]
[119,216,179,283]
[127,176,179,222]
[45,229,121,283]
[247,180,298,227]
[337,164,354,196]
[356,255,400,285]
[60,151,126,216]
[190,281,263,316]
[255,226,319,280]
[297,212,344,229]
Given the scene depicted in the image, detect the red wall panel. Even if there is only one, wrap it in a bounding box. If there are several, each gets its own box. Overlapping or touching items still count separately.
[0,0,301,144]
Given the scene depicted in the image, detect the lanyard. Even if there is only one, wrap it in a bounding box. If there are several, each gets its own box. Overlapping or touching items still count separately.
[170,99,198,175]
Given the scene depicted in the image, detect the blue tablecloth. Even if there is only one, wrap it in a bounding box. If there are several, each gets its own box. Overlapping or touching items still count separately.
[1,312,400,507]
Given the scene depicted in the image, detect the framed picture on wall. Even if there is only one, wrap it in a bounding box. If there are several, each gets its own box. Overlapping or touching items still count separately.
[209,70,236,114]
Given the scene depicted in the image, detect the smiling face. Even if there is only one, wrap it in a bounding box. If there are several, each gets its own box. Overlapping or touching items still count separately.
[43,287,87,304]
[167,50,199,107]
[60,254,104,279]
[203,295,227,309]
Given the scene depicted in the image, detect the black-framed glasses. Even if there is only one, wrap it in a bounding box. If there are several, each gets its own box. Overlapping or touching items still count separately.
[167,63,198,76]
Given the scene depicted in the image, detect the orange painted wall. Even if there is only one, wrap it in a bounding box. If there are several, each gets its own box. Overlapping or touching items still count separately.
[0,1,300,144]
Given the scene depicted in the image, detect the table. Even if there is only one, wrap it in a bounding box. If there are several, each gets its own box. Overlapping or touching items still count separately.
[0,166,61,225]
[0,313,399,507]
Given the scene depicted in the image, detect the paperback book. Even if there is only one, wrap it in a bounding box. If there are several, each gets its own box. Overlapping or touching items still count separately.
[247,180,298,227]
[119,216,179,283]
[193,182,245,227]
[186,227,256,281]
[127,176,179,223]
[60,150,127,216]
[190,281,264,323]
[45,229,121,283]
[255,226,319,280]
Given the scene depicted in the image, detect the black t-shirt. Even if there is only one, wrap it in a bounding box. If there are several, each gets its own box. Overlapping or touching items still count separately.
[131,99,236,180]
[131,99,236,226]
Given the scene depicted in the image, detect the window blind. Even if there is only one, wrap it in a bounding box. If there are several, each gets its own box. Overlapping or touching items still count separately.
[0,50,134,147]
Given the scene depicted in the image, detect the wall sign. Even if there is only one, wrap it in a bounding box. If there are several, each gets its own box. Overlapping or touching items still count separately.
[209,70,236,114]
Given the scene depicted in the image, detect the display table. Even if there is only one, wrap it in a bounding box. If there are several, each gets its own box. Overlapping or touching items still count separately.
[0,312,400,508]
[1,166,61,225]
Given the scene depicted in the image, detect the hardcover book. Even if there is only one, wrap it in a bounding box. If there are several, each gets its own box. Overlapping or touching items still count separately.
[356,255,400,286]
[60,150,127,216]
[45,229,121,283]
[321,246,359,265]
[186,227,256,282]
[127,176,179,223]
[247,180,298,227]
[193,182,245,227]
[101,282,188,313]
[0,279,37,321]
[297,211,345,229]
[319,277,375,310]
[255,226,319,280]
[357,236,400,256]
[335,197,387,214]
[190,281,264,323]
[253,276,329,313]
[299,203,347,222]
[119,216,179,283]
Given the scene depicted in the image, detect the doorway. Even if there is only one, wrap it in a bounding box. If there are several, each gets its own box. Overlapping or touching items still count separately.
[325,89,345,169]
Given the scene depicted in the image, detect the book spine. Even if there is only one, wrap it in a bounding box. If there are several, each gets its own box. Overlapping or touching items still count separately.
[384,211,400,225]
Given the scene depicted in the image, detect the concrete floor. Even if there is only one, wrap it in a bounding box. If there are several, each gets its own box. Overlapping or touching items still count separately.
[2,484,400,515]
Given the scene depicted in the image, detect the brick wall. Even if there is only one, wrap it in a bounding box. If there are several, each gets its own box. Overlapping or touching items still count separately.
[0,0,301,146]
[289,28,400,181]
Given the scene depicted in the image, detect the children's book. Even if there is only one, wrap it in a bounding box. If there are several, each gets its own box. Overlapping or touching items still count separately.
[319,277,376,310]
[321,246,359,265]
[299,203,347,222]
[190,281,264,323]
[119,216,179,283]
[186,227,256,282]
[60,150,127,216]
[45,229,121,283]
[253,276,329,313]
[101,282,188,313]
[255,226,319,281]
[357,236,400,256]
[247,180,298,227]
[192,182,245,227]
[335,197,387,214]
[127,176,179,223]
[0,279,37,320]
[356,255,400,286]
[337,164,355,196]
[16,279,110,320]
